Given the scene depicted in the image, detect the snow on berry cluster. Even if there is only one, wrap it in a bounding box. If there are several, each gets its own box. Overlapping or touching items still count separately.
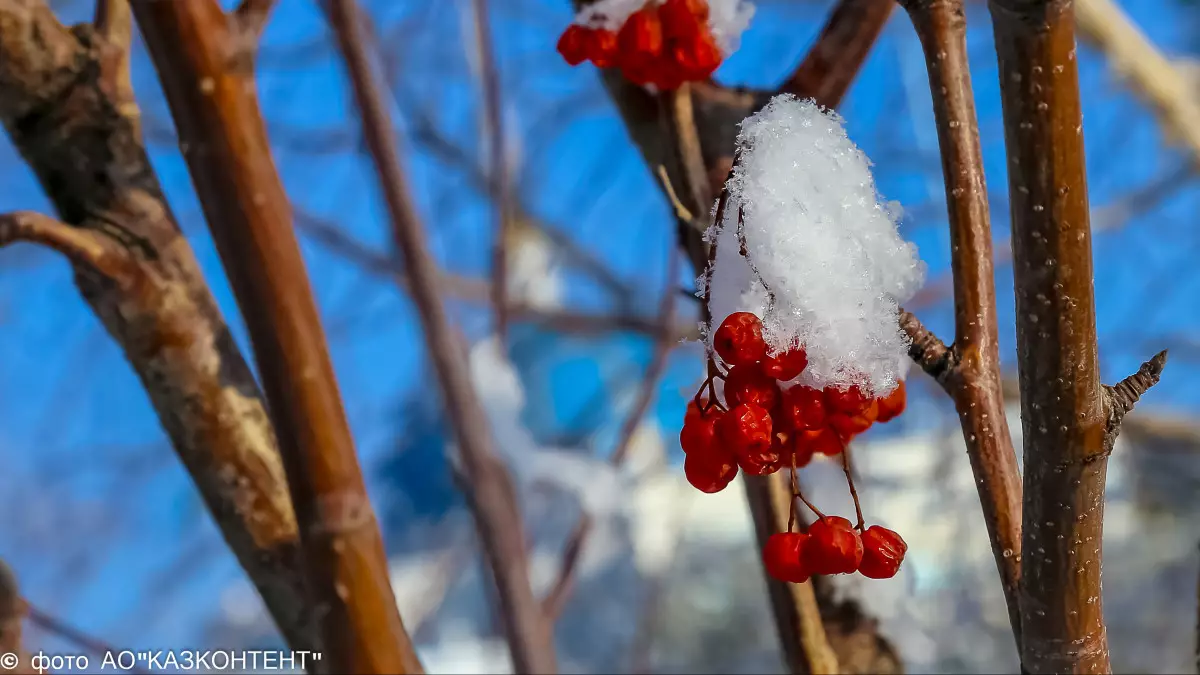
[705,95,926,397]
[681,96,925,584]
[556,0,754,90]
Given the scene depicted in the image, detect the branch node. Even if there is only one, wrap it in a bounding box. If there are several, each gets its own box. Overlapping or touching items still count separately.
[1104,349,1169,444]
[899,309,958,385]
[0,211,132,279]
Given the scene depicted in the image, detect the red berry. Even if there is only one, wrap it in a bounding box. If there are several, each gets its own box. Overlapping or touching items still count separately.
[775,430,814,469]
[674,29,722,80]
[876,380,907,423]
[805,516,863,575]
[779,386,826,431]
[798,426,843,457]
[763,532,811,583]
[760,347,808,381]
[720,403,774,463]
[557,24,592,66]
[859,525,907,579]
[660,0,710,34]
[740,451,782,476]
[713,312,768,367]
[828,399,878,439]
[589,28,619,67]
[617,7,663,69]
[825,384,872,415]
[680,406,723,455]
[684,450,738,493]
[724,364,781,410]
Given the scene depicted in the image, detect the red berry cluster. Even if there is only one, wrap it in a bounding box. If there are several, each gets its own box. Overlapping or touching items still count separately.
[764,519,908,582]
[680,310,911,581]
[556,0,722,90]
[681,311,907,490]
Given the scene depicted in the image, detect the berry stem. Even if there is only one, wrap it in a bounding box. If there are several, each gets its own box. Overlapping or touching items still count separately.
[735,206,777,311]
[789,456,826,521]
[837,439,866,531]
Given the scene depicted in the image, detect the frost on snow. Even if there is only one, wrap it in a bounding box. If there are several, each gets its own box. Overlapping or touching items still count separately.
[703,95,926,396]
[573,0,755,54]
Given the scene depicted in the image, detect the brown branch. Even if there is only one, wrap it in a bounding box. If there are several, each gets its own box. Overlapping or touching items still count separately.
[320,0,557,672]
[0,560,24,672]
[774,0,895,104]
[469,0,514,341]
[899,0,1024,649]
[0,211,133,279]
[0,0,316,657]
[233,0,276,40]
[130,1,418,672]
[990,0,1110,671]
[93,0,137,137]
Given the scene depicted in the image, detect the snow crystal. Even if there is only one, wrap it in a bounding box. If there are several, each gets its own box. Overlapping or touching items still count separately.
[704,95,925,396]
[573,0,755,55]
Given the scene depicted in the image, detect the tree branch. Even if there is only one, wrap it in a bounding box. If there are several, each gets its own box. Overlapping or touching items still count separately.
[1103,349,1168,452]
[0,0,317,657]
[320,0,557,672]
[990,0,1111,670]
[899,0,1024,649]
[773,0,895,105]
[130,1,419,671]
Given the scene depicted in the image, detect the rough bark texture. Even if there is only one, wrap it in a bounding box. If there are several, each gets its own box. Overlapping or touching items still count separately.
[0,0,316,655]
[130,1,420,672]
[989,0,1109,671]
[898,0,1024,647]
[321,1,558,673]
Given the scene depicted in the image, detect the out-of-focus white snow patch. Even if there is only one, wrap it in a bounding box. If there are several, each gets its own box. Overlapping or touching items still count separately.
[507,226,562,310]
[417,623,514,675]
[219,580,266,628]
[705,95,926,396]
[572,0,754,55]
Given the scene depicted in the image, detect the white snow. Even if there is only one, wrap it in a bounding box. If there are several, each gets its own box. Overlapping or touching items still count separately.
[572,0,755,56]
[704,95,926,396]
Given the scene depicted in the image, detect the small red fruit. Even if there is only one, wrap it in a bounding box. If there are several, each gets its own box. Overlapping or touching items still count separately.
[828,399,878,438]
[680,406,723,455]
[859,525,907,579]
[825,384,872,415]
[798,426,843,457]
[724,364,781,410]
[557,24,592,66]
[876,380,907,423]
[589,28,619,68]
[714,312,768,367]
[763,532,811,583]
[658,0,701,41]
[617,7,664,69]
[720,403,774,463]
[760,347,809,381]
[805,516,863,575]
[779,386,826,431]
[740,451,782,476]
[674,29,722,79]
[684,450,738,493]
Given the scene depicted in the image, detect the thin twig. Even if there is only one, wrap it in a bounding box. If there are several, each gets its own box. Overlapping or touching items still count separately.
[321,1,556,671]
[900,0,1025,648]
[542,245,683,620]
[469,0,513,341]
[772,0,895,104]
[24,603,146,674]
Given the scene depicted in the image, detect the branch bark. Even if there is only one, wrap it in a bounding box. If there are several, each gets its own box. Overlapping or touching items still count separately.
[988,0,1168,671]
[0,560,27,674]
[0,0,317,656]
[129,2,419,671]
[773,0,895,107]
[898,0,1024,648]
[320,1,558,673]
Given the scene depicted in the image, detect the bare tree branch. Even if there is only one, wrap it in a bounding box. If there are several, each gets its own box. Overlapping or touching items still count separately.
[899,0,1024,648]
[0,0,317,656]
[773,0,895,105]
[320,0,557,672]
[130,1,419,671]
[990,0,1113,670]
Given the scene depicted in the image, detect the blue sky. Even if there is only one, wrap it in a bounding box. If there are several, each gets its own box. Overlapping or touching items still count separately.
[0,0,1197,658]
